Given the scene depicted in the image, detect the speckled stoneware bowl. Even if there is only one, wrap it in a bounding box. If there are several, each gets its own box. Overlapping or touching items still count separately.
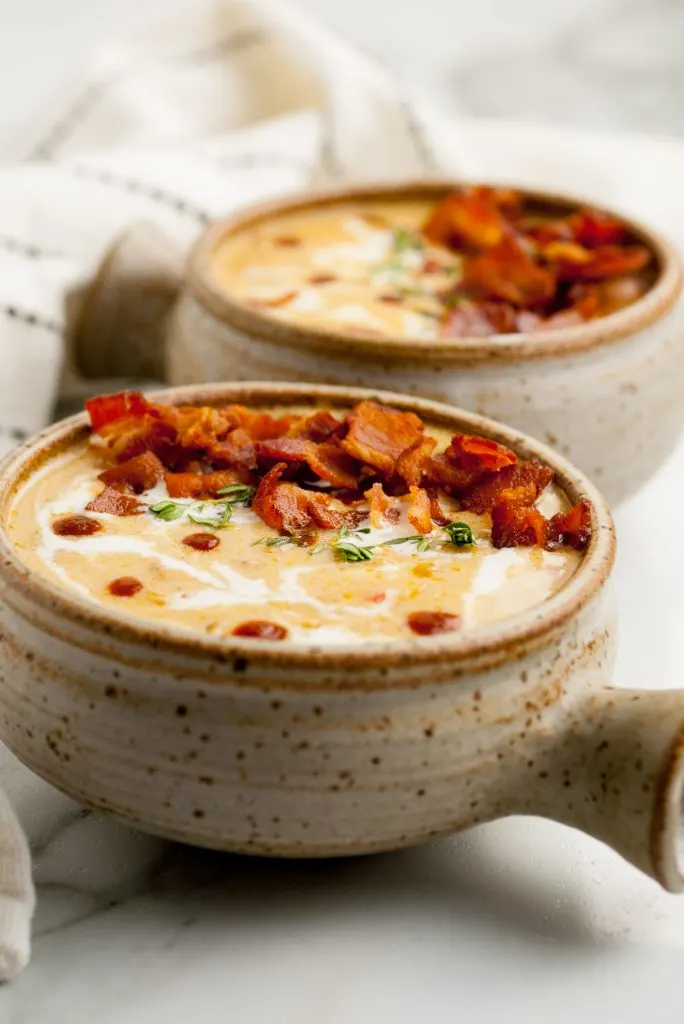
[1,382,684,891]
[159,182,684,505]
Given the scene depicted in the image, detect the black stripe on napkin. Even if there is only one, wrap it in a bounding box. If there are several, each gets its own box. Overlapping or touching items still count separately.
[0,237,63,260]
[65,166,212,223]
[1,305,62,333]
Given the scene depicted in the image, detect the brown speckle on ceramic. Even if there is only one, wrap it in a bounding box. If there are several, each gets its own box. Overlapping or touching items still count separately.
[0,382,682,892]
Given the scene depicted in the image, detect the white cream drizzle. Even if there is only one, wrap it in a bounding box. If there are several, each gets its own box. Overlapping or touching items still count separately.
[25,453,576,644]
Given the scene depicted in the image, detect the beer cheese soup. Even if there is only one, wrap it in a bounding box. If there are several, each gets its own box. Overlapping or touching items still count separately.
[7,393,591,645]
[211,187,653,340]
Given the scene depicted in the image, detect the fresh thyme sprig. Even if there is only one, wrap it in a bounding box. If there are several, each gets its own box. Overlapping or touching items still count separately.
[443,521,475,546]
[148,500,185,522]
[391,227,423,254]
[149,484,255,531]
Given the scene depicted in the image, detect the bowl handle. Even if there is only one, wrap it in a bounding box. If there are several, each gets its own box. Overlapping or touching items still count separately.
[515,686,684,891]
[68,221,184,382]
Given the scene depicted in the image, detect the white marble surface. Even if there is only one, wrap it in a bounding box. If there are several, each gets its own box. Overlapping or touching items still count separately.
[3,1,684,1021]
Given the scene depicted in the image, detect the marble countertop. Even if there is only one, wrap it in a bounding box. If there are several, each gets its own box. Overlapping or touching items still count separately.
[3,1,684,1021]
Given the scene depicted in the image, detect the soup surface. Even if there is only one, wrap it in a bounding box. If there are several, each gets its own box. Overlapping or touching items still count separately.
[7,395,588,646]
[211,188,653,340]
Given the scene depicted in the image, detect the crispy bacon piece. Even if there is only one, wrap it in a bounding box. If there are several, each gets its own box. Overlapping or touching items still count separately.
[423,187,506,250]
[396,437,436,487]
[427,490,449,526]
[447,434,517,473]
[98,452,164,493]
[86,487,144,516]
[221,405,298,441]
[165,470,244,499]
[547,500,592,550]
[426,453,487,497]
[460,461,554,514]
[86,391,158,432]
[491,502,548,548]
[341,400,424,476]
[406,486,432,534]
[570,208,627,248]
[207,428,256,470]
[256,437,359,489]
[286,410,344,442]
[547,244,651,282]
[462,237,555,308]
[365,482,399,527]
[252,463,362,534]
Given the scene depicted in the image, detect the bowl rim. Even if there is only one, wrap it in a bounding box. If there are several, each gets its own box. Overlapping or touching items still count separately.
[0,382,616,673]
[185,179,683,365]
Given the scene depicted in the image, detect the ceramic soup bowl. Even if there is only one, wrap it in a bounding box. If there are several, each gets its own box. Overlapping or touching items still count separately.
[135,182,682,506]
[0,382,683,891]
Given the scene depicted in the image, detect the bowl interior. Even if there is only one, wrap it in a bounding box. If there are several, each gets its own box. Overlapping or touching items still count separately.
[0,381,616,671]
[187,180,682,363]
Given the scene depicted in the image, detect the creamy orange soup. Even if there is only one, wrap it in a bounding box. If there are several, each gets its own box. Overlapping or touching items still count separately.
[7,412,581,645]
[210,194,653,341]
[211,200,459,340]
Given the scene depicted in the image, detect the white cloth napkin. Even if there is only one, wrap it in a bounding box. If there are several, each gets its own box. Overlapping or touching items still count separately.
[0,0,482,981]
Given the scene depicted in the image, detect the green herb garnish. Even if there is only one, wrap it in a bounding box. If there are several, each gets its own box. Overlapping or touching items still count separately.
[216,483,255,504]
[334,538,374,562]
[391,227,423,254]
[187,501,233,529]
[444,521,475,546]
[149,500,185,522]
[381,534,431,552]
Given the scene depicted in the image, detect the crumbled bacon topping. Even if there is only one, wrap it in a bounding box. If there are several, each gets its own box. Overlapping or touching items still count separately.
[420,187,653,336]
[85,391,592,552]
[86,486,144,516]
[341,400,424,476]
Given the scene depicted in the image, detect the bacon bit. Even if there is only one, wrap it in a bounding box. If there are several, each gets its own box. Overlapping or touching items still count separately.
[547,500,592,550]
[426,453,487,497]
[423,187,506,250]
[165,470,243,499]
[396,437,436,487]
[427,490,449,526]
[551,244,651,282]
[368,592,386,603]
[460,461,554,514]
[308,273,337,285]
[406,486,432,534]
[183,532,220,551]
[378,294,404,304]
[253,463,362,534]
[365,483,397,527]
[273,236,301,248]
[462,237,556,307]
[52,514,102,536]
[86,391,157,432]
[108,576,143,597]
[85,487,144,516]
[570,208,627,248]
[256,437,359,489]
[232,620,288,640]
[491,502,548,548]
[222,405,297,441]
[447,434,517,474]
[286,410,344,443]
[407,611,462,636]
[99,452,164,493]
[341,400,424,477]
[208,428,256,470]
